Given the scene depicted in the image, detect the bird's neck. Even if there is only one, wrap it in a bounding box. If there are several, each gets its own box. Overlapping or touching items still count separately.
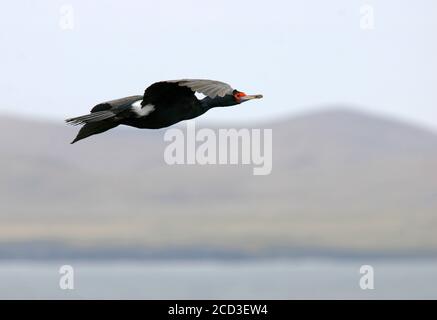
[200,96,234,110]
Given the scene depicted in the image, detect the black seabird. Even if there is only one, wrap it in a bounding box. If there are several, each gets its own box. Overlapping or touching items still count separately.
[66,79,263,144]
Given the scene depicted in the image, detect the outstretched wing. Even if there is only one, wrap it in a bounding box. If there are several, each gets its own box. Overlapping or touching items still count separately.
[168,79,234,98]
[90,95,143,113]
[141,79,235,108]
[66,95,143,126]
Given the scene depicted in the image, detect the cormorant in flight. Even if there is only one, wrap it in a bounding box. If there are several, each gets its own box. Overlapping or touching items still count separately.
[66,79,263,144]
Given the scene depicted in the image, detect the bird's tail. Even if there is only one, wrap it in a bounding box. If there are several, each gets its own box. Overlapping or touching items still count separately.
[66,110,120,144]
[69,120,119,144]
[65,110,116,126]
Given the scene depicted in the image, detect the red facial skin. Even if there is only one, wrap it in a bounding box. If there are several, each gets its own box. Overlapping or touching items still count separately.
[233,91,247,103]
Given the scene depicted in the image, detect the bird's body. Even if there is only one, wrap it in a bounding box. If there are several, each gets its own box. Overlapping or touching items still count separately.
[66,79,262,143]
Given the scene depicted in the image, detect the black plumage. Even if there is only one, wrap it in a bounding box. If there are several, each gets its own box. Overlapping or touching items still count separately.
[66,79,262,144]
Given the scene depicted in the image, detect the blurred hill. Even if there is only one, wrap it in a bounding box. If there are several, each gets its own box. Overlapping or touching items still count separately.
[1,108,437,259]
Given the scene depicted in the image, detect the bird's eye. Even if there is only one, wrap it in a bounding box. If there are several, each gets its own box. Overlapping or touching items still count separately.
[234,92,246,99]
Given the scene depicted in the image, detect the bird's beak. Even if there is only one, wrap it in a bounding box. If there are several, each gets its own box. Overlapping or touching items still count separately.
[240,94,263,102]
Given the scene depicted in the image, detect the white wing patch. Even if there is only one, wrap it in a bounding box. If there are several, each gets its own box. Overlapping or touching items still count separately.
[131,100,155,117]
[194,92,207,100]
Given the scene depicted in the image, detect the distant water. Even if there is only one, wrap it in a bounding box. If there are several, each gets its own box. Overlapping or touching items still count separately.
[0,259,436,299]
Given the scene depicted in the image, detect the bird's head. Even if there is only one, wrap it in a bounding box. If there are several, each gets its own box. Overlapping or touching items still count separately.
[232,90,263,104]
[199,88,263,109]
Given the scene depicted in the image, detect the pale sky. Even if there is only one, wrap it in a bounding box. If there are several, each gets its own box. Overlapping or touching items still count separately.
[1,0,436,130]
